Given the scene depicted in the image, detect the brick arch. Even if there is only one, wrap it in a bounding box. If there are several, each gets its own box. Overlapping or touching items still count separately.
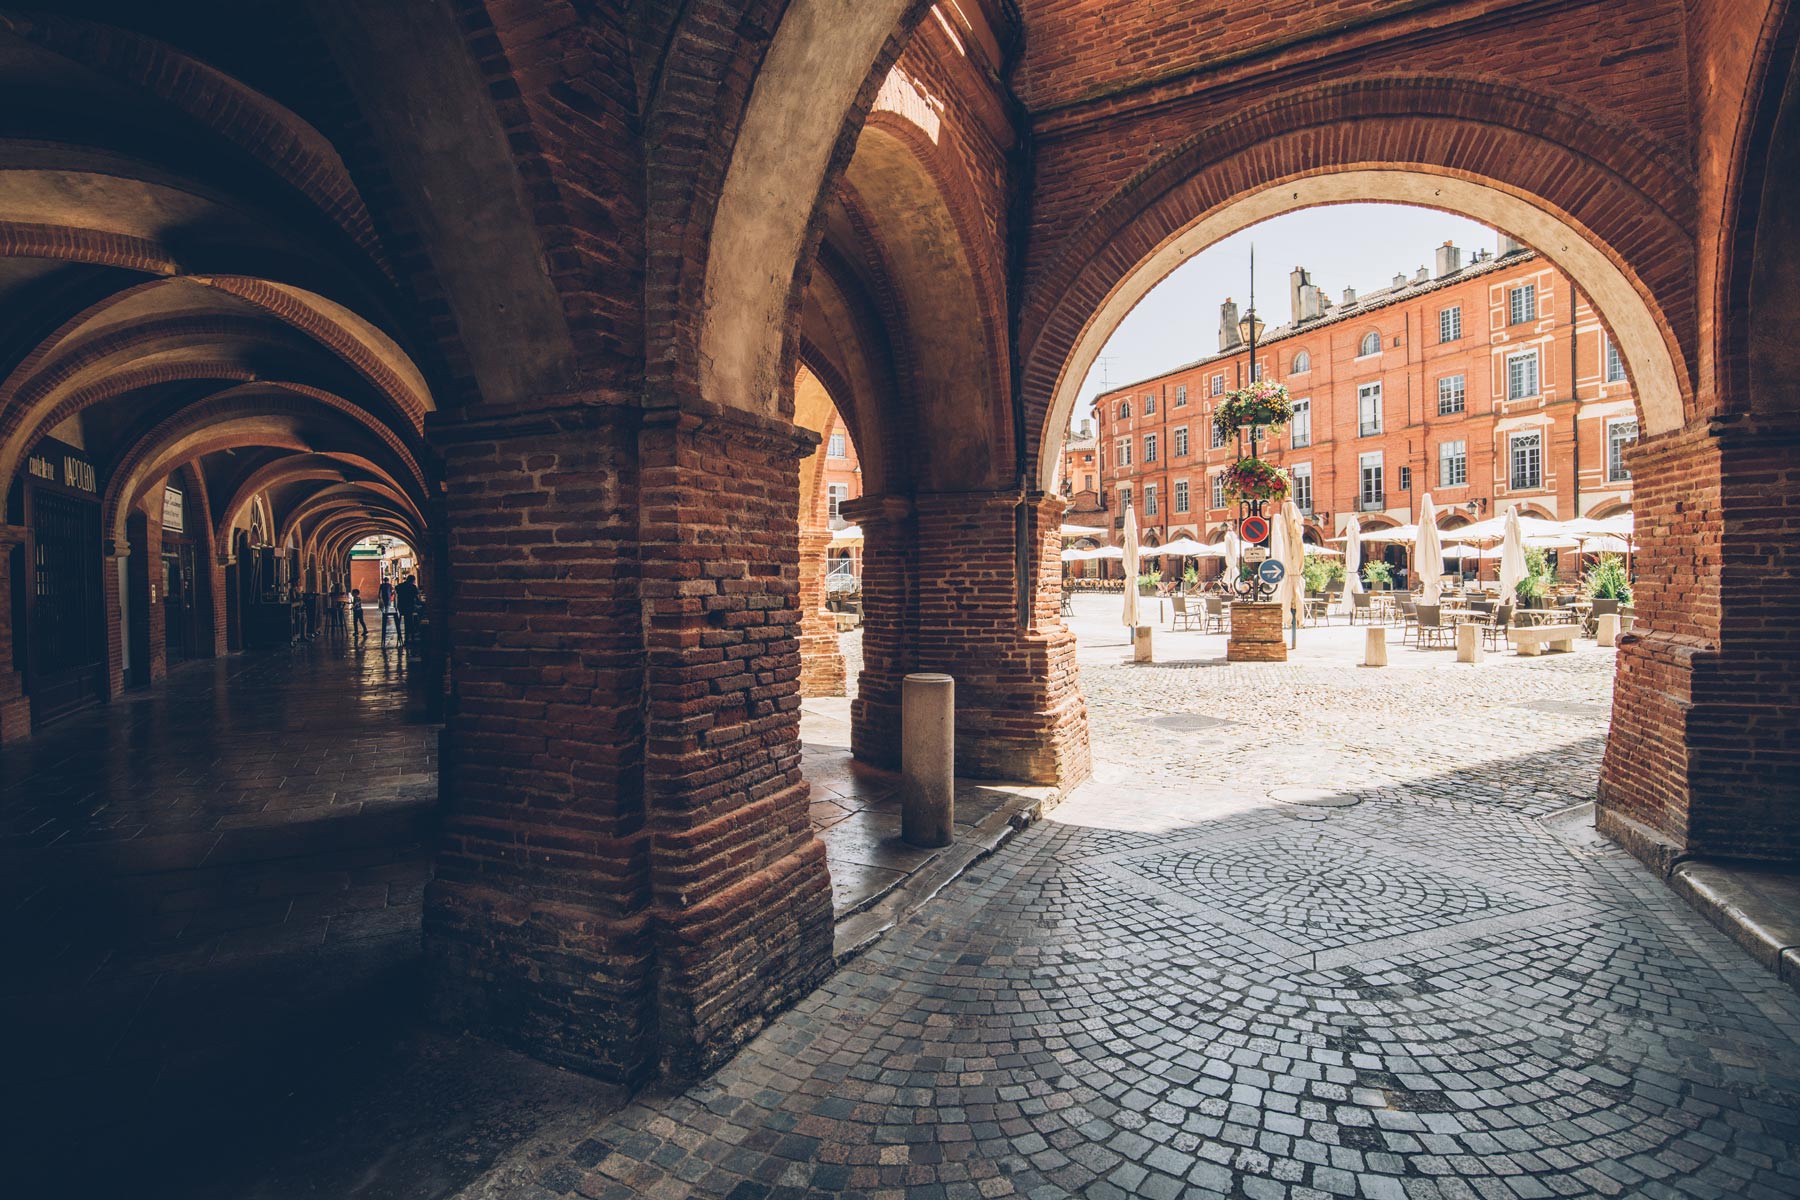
[277,485,423,551]
[0,222,179,276]
[215,453,403,548]
[1024,76,1702,490]
[679,0,932,418]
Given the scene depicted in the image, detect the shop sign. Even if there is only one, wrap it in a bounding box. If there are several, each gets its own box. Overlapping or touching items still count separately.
[1243,545,1271,563]
[162,486,184,533]
[26,437,98,499]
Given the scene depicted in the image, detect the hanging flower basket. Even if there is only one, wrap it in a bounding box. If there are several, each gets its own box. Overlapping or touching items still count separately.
[1212,378,1293,439]
[1220,456,1291,503]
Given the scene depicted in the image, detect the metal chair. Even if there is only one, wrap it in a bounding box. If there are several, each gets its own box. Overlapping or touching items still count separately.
[1481,603,1515,651]
[1349,591,1376,625]
[1413,603,1453,648]
[1202,596,1229,633]
[1170,595,1197,632]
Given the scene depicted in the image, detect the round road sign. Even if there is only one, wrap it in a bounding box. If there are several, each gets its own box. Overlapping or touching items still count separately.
[1258,559,1286,585]
[1239,515,1270,544]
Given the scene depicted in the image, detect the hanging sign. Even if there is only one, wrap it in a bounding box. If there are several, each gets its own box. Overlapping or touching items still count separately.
[1243,545,1271,563]
[162,486,185,533]
[1258,559,1286,585]
[1239,515,1269,544]
[25,436,99,500]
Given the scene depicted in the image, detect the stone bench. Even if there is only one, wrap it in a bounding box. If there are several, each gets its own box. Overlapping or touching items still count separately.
[1507,623,1580,656]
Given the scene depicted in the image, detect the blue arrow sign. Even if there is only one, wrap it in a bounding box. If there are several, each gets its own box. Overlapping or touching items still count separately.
[1258,559,1286,585]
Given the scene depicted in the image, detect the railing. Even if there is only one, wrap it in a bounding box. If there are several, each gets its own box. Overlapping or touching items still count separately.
[1358,494,1386,512]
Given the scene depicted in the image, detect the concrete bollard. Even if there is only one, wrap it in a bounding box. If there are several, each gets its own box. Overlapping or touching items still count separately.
[1595,612,1620,645]
[1456,621,1484,664]
[1364,626,1388,667]
[1133,625,1153,663]
[901,672,955,848]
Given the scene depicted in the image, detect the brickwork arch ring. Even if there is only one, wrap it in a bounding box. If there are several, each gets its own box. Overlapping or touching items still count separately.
[1032,170,1691,492]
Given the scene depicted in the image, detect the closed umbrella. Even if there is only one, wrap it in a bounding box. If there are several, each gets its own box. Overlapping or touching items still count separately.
[1223,529,1241,587]
[1279,500,1307,643]
[1121,504,1141,629]
[1497,506,1528,607]
[1336,516,1364,617]
[1416,494,1444,605]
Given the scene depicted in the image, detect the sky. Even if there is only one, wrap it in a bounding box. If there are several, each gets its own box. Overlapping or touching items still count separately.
[1072,204,1500,426]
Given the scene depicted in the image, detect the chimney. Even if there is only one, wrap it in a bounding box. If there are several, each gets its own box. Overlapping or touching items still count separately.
[1393,272,1408,289]
[1291,265,1324,322]
[1343,286,1357,305]
[1079,418,1092,437]
[1435,240,1463,277]
[1414,265,1429,284]
[1498,232,1527,257]
[1219,297,1242,352]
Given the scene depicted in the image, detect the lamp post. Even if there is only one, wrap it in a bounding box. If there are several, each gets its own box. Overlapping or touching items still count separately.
[1231,248,1276,604]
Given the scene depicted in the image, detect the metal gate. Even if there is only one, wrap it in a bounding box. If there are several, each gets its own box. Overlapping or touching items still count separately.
[30,491,104,723]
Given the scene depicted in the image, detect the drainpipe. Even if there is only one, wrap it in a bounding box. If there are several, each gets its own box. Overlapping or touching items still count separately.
[1568,271,1582,518]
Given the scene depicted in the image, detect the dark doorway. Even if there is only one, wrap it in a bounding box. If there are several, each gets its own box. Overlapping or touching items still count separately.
[162,540,198,664]
[27,490,105,724]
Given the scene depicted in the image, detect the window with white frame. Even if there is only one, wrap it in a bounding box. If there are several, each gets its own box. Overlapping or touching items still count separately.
[1252,360,1264,381]
[1143,432,1157,463]
[1290,397,1311,448]
[1174,479,1190,513]
[827,483,849,520]
[1510,430,1543,489]
[1115,437,1132,467]
[1144,393,1157,415]
[1439,306,1462,342]
[1118,399,1131,420]
[1358,381,1383,436]
[1210,417,1227,449]
[1359,452,1384,506]
[1508,283,1536,326]
[1439,440,1467,487]
[1398,466,1412,492]
[1438,374,1466,415]
[1144,484,1158,515]
[1211,474,1225,509]
[827,432,847,458]
[1506,349,1540,400]
[1292,350,1311,373]
[1118,484,1131,511]
[1605,337,1627,383]
[1175,384,1187,406]
[1291,464,1313,514]
[1607,418,1637,482]
[1210,374,1224,396]
[1358,330,1381,357]
[1173,425,1189,456]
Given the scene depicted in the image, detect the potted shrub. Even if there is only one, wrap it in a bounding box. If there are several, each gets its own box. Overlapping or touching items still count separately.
[1137,571,1162,596]
[1220,456,1291,504]
[1303,553,1345,596]
[1361,560,1393,591]
[1585,553,1632,604]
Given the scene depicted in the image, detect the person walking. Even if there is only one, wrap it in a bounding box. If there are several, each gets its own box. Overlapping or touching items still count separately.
[395,573,420,648]
[378,577,401,644]
[349,586,368,640]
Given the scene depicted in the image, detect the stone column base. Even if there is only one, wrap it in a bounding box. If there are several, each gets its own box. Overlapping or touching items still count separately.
[1227,602,1287,662]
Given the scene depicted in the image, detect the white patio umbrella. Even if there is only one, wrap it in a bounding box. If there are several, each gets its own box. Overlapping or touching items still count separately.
[1497,506,1529,607]
[1059,522,1107,538]
[1142,537,1224,558]
[828,524,863,546]
[1416,495,1445,605]
[1278,500,1307,640]
[1223,529,1241,586]
[1121,504,1141,629]
[1336,516,1364,617]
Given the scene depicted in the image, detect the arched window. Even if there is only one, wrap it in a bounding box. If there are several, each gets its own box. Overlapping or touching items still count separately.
[1292,349,1311,373]
[1118,399,1131,420]
[1358,330,1382,357]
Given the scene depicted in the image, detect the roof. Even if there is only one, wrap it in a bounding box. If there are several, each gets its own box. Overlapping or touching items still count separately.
[1099,247,1539,397]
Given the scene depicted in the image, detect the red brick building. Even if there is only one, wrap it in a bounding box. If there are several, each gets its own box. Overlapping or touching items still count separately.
[1090,241,1639,579]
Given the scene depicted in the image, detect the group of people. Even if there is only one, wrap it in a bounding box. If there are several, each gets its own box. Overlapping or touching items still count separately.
[342,573,421,646]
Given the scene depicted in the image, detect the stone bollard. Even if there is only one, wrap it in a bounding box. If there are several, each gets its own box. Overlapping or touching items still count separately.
[901,672,954,848]
[1364,626,1388,667]
[1595,612,1620,645]
[1133,625,1153,663]
[1456,621,1484,664]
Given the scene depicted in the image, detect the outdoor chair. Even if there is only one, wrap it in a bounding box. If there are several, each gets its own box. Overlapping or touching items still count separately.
[1480,603,1515,652]
[1413,603,1453,649]
[1060,589,1075,617]
[1170,595,1197,632]
[1349,591,1376,625]
[1202,596,1229,634]
[1398,599,1419,646]
[1584,597,1618,637]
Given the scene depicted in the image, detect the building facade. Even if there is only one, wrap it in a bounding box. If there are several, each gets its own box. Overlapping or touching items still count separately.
[1092,241,1639,569]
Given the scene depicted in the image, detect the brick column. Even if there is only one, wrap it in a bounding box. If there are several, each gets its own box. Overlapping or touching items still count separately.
[207,554,229,657]
[1598,412,1800,868]
[637,400,834,1080]
[796,525,845,696]
[0,524,32,742]
[849,490,1090,787]
[423,402,656,1083]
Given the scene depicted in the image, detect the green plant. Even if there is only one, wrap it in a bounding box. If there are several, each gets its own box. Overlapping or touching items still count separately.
[1211,379,1293,439]
[1585,553,1632,603]
[1220,456,1291,503]
[1516,546,1554,607]
[1302,553,1344,594]
[1361,560,1393,589]
[1525,545,1556,584]
[1136,571,1162,591]
[1182,564,1199,586]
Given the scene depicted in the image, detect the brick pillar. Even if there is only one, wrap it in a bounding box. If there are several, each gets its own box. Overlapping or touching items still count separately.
[846,493,915,770]
[423,403,656,1083]
[143,515,167,685]
[637,400,834,1080]
[207,555,229,657]
[849,490,1090,787]
[0,524,32,742]
[796,525,845,697]
[1598,413,1800,868]
[103,539,127,698]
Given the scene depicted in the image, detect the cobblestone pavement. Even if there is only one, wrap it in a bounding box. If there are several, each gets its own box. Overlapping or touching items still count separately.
[491,600,1800,1200]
